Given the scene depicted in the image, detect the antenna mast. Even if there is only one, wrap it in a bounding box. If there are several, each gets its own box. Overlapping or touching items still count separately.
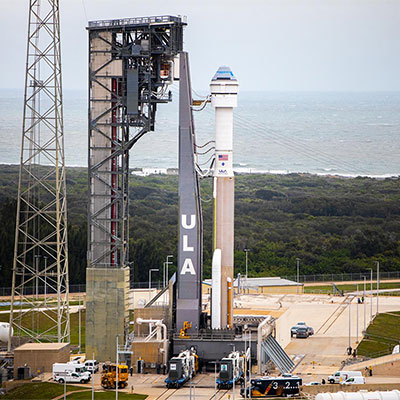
[8,0,69,350]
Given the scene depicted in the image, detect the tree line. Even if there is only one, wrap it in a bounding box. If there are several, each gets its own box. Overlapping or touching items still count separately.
[0,164,399,287]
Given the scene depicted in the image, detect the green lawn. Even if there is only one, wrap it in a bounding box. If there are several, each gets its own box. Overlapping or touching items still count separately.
[67,392,147,399]
[304,282,400,295]
[3,382,84,399]
[0,310,86,352]
[356,311,400,357]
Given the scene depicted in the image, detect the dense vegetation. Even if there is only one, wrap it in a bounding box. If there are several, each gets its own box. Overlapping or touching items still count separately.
[0,164,400,287]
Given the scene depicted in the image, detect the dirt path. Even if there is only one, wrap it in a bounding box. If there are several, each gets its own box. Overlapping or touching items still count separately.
[52,389,91,399]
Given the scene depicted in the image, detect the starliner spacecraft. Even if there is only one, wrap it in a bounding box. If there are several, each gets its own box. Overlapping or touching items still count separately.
[210,66,239,330]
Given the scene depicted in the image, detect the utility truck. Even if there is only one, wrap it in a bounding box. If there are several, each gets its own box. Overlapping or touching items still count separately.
[328,371,362,384]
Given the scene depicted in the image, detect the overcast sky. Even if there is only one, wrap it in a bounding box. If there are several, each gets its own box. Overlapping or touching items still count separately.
[1,0,399,92]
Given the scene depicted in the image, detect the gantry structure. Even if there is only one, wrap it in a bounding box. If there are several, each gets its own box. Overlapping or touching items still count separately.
[86,15,186,360]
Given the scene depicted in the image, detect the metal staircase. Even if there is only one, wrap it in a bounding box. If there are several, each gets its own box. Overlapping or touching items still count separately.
[260,335,294,374]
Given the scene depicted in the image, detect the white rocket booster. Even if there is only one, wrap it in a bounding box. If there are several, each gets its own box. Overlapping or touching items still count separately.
[210,66,238,329]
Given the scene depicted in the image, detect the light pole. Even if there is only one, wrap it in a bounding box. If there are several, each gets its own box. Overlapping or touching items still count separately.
[92,351,95,400]
[375,261,380,316]
[244,249,250,280]
[34,255,40,300]
[78,295,81,353]
[296,258,300,294]
[43,256,48,305]
[163,255,173,287]
[367,268,373,322]
[363,276,366,333]
[249,332,252,400]
[356,284,359,343]
[149,269,159,290]
[348,297,351,351]
[116,335,119,400]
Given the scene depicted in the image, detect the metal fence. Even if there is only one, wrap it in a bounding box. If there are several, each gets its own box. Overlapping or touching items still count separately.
[0,271,399,297]
[0,282,164,297]
[281,271,400,283]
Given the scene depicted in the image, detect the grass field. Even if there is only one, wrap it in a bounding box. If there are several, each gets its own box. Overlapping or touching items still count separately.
[0,310,86,352]
[304,281,400,295]
[2,382,147,400]
[356,311,400,357]
[3,382,84,399]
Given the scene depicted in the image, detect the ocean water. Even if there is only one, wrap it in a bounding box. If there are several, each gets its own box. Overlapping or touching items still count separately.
[1,88,399,177]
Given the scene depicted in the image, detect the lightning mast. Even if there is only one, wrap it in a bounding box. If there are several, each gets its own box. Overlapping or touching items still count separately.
[8,0,69,350]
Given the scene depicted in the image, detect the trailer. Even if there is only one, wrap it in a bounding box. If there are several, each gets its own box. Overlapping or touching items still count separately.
[165,349,198,389]
[241,375,302,398]
[217,351,245,389]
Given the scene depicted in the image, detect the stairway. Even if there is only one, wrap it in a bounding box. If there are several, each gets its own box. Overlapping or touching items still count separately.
[261,335,295,374]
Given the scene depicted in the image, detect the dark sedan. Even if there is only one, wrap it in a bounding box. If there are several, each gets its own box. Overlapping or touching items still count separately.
[295,327,309,338]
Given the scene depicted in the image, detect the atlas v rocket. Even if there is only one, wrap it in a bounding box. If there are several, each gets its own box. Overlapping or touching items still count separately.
[210,66,238,329]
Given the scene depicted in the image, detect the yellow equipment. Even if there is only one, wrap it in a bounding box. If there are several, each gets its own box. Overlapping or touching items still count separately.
[179,321,192,338]
[101,363,129,389]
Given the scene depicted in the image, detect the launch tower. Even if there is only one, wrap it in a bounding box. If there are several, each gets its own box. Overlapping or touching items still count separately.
[87,16,185,361]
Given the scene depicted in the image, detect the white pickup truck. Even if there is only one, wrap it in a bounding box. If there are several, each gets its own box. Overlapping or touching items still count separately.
[53,363,91,384]
[53,371,89,384]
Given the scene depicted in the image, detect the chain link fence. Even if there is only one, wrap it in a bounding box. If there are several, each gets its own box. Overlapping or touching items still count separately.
[0,271,399,297]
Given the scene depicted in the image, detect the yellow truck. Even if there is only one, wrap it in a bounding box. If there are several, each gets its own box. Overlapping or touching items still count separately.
[101,363,129,389]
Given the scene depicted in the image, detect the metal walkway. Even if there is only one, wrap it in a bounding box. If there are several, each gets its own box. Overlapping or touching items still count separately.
[260,335,295,374]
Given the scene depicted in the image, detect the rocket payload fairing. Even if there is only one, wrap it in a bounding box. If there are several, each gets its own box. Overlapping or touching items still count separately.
[210,66,238,329]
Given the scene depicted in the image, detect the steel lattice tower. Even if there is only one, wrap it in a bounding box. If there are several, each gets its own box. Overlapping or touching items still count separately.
[8,0,69,350]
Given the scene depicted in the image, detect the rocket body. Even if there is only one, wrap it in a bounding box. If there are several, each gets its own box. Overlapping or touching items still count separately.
[210,67,238,329]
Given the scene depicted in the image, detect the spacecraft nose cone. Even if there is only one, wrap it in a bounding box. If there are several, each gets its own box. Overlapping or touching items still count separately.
[212,66,237,81]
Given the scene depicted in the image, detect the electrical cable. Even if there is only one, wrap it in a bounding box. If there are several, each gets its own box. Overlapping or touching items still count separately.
[196,146,215,156]
[234,113,364,173]
[192,96,210,112]
[195,140,215,148]
[81,0,88,22]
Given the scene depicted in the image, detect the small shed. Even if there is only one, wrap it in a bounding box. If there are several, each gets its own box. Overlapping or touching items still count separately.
[13,342,70,377]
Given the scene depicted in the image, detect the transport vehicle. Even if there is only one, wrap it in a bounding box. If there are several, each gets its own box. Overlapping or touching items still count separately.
[84,360,99,373]
[342,376,365,385]
[241,375,302,397]
[165,349,198,388]
[217,351,245,389]
[296,327,309,338]
[53,363,90,382]
[101,363,129,389]
[53,371,89,384]
[328,370,362,384]
[291,322,314,337]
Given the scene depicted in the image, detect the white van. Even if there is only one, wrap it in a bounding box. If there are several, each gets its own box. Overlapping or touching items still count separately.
[342,376,366,385]
[84,360,99,374]
[328,370,362,384]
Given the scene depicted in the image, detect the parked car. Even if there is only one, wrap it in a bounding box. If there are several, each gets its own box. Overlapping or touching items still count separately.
[291,322,307,337]
[305,381,321,386]
[296,327,309,338]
